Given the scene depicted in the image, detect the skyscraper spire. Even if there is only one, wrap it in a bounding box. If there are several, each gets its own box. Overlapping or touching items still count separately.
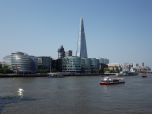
[76,18,88,58]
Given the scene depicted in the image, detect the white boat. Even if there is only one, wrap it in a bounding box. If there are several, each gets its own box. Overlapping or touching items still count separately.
[48,72,64,78]
[100,77,125,85]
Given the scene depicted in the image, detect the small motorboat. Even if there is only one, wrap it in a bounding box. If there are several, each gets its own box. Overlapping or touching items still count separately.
[141,75,147,78]
[100,77,125,85]
[140,73,148,78]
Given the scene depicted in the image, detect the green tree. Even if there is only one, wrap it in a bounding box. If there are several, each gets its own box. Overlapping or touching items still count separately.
[99,64,108,73]
[0,65,13,74]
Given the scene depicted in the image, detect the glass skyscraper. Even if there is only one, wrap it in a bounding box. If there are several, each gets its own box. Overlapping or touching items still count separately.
[76,18,88,58]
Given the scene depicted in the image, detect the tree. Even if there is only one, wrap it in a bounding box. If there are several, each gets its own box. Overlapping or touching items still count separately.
[0,65,13,74]
[99,64,108,73]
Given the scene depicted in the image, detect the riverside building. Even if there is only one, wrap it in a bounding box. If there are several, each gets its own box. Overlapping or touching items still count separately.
[99,58,109,65]
[81,58,91,73]
[61,57,100,73]
[37,56,52,73]
[3,52,37,74]
[62,56,81,72]
[90,58,99,73]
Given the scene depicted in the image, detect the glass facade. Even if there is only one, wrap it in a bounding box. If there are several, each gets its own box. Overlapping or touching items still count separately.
[4,52,37,73]
[99,58,109,64]
[37,56,51,72]
[76,18,88,58]
[62,56,81,72]
[90,58,99,73]
[81,58,91,73]
[62,57,100,73]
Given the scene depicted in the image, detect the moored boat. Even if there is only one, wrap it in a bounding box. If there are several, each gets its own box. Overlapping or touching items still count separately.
[48,72,64,78]
[100,77,125,85]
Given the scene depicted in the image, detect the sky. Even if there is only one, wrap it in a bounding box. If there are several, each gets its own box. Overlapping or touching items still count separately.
[0,0,152,67]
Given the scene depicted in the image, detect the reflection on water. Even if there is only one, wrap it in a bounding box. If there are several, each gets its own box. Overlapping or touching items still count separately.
[17,88,24,98]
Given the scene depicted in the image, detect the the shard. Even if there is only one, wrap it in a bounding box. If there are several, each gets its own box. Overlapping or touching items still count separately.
[76,18,88,58]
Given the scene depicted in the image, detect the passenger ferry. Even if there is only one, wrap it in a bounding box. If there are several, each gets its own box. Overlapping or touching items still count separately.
[100,77,125,85]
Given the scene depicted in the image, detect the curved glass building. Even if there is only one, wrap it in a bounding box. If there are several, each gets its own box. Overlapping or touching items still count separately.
[4,52,37,74]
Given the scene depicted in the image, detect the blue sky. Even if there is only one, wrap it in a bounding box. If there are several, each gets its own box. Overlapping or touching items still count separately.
[0,0,152,66]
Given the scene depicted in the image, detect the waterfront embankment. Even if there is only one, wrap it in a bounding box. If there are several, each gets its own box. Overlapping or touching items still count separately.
[0,74,48,78]
[0,73,103,78]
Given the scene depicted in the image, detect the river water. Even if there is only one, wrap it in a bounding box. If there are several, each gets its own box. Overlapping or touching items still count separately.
[0,75,152,114]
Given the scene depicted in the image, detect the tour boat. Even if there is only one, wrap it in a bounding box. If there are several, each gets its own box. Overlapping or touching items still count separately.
[100,77,125,85]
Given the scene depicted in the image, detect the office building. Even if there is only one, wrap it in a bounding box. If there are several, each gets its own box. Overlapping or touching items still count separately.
[65,50,72,57]
[99,58,109,65]
[3,52,37,74]
[81,58,91,73]
[62,56,81,72]
[90,58,99,73]
[51,58,62,72]
[58,45,65,58]
[37,56,52,72]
